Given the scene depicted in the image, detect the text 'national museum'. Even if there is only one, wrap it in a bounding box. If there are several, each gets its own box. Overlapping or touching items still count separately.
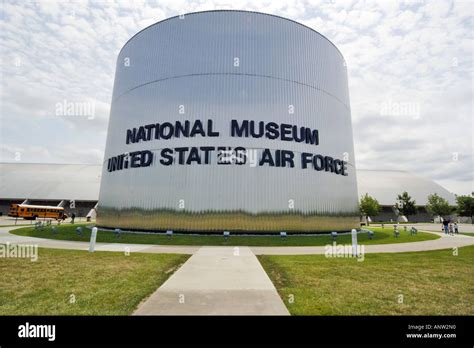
[97,10,360,233]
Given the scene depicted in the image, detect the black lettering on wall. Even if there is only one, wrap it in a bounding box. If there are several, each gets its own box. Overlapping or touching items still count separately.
[126,128,136,144]
[231,120,249,137]
[160,148,173,166]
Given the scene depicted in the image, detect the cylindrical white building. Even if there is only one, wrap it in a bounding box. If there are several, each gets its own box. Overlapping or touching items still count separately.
[98,10,359,233]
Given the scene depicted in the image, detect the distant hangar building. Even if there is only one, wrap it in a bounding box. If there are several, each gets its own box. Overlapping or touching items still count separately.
[0,163,100,217]
[357,169,457,221]
[0,162,457,223]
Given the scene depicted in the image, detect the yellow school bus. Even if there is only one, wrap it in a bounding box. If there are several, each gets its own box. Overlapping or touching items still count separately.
[8,204,67,220]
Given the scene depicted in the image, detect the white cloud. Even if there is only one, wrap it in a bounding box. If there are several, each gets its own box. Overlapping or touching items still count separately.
[0,0,472,195]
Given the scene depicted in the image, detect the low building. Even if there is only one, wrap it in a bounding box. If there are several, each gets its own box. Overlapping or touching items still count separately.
[0,163,457,224]
[357,169,456,222]
[0,163,100,217]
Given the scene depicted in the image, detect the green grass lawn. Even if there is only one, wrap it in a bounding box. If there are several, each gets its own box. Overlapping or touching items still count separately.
[0,247,189,315]
[10,224,439,246]
[258,246,474,315]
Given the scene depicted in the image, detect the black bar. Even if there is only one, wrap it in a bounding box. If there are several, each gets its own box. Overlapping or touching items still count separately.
[0,316,472,346]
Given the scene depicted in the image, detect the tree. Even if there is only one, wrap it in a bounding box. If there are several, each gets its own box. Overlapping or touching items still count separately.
[456,195,474,223]
[359,193,381,226]
[395,191,417,218]
[426,193,453,218]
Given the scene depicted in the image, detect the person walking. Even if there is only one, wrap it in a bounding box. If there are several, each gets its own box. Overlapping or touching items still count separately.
[442,218,449,235]
[71,212,76,224]
[454,222,459,234]
[449,222,454,235]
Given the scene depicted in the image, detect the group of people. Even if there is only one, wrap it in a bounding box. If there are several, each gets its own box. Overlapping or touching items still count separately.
[442,219,459,235]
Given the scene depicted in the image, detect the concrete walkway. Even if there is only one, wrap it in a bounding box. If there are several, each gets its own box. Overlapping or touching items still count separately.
[134,246,289,315]
[2,226,473,256]
[0,226,199,254]
[251,232,474,255]
[2,225,474,315]
[370,223,474,233]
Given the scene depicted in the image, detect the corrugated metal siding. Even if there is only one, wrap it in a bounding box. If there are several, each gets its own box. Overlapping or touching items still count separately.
[0,164,456,214]
[98,10,359,232]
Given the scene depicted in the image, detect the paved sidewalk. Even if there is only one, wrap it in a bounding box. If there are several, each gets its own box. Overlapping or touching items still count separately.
[0,226,198,254]
[3,225,473,315]
[1,226,473,256]
[134,246,289,315]
[251,232,474,255]
[371,223,474,233]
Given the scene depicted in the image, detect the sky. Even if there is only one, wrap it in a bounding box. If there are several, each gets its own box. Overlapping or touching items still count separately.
[0,0,473,195]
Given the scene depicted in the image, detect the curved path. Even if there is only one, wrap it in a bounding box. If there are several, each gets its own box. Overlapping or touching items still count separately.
[2,225,473,316]
[1,226,473,255]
